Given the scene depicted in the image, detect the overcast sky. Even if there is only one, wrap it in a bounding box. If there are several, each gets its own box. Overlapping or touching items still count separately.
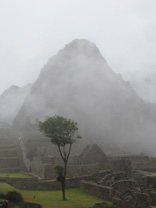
[0,0,156,95]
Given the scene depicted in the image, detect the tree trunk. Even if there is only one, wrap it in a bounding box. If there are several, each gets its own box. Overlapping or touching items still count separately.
[61,179,66,200]
[61,161,67,200]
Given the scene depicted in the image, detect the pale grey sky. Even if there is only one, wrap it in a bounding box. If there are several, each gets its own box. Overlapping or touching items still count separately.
[0,0,156,95]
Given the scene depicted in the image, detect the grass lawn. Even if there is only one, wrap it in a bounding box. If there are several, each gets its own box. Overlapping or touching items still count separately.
[0,183,113,208]
[0,182,35,204]
[0,182,17,194]
[144,173,156,178]
[0,172,33,178]
[21,188,113,208]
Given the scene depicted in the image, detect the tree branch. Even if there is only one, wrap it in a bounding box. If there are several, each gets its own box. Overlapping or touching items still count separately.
[67,143,72,161]
[57,145,65,162]
[63,145,67,160]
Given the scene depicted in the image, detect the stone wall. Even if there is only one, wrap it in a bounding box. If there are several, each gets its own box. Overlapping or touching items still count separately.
[112,155,156,172]
[0,175,92,190]
[110,159,131,176]
[135,162,156,172]
[81,180,113,201]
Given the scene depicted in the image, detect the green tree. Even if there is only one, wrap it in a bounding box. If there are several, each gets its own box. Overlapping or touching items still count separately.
[39,115,81,200]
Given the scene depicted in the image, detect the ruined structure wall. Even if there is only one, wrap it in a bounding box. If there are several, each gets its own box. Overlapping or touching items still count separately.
[82,151,106,165]
[79,144,107,166]
[43,163,101,180]
[44,165,55,180]
[112,155,156,172]
[31,158,45,178]
[81,180,112,201]
[31,160,101,180]
[67,164,100,177]
[110,159,131,173]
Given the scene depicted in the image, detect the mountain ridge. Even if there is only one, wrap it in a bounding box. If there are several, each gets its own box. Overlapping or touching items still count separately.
[0,84,31,123]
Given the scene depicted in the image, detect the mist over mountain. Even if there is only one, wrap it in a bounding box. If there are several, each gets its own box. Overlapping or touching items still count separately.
[124,66,156,103]
[11,39,156,156]
[0,84,31,123]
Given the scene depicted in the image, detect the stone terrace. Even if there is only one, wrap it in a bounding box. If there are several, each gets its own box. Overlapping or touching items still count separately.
[0,140,20,173]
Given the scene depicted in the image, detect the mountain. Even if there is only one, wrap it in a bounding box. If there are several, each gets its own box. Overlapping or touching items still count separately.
[0,84,31,124]
[12,39,156,155]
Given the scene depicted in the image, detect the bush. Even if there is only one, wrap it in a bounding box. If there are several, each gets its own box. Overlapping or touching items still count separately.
[0,192,4,198]
[54,165,64,176]
[5,191,23,203]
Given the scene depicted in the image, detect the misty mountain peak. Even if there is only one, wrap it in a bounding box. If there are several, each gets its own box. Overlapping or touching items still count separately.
[64,39,99,53]
[37,39,109,88]
[58,39,103,59]
[17,39,143,128]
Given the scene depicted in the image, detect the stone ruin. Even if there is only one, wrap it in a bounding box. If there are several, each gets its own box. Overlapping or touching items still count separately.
[31,144,108,180]
[76,144,107,167]
[81,158,156,208]
[18,140,156,207]
[113,154,156,172]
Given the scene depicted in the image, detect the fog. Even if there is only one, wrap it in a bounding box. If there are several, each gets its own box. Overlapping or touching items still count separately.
[0,1,156,157]
[11,39,156,156]
[124,66,156,102]
[0,0,156,101]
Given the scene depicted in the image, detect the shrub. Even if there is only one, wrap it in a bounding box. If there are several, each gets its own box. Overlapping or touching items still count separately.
[0,192,4,198]
[54,165,64,176]
[5,191,23,203]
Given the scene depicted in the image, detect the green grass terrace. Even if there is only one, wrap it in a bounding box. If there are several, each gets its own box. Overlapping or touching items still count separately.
[0,172,33,178]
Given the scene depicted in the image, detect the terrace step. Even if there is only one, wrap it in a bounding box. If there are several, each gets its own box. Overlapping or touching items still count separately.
[0,144,15,150]
[0,167,20,173]
[0,149,17,157]
[0,157,19,168]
